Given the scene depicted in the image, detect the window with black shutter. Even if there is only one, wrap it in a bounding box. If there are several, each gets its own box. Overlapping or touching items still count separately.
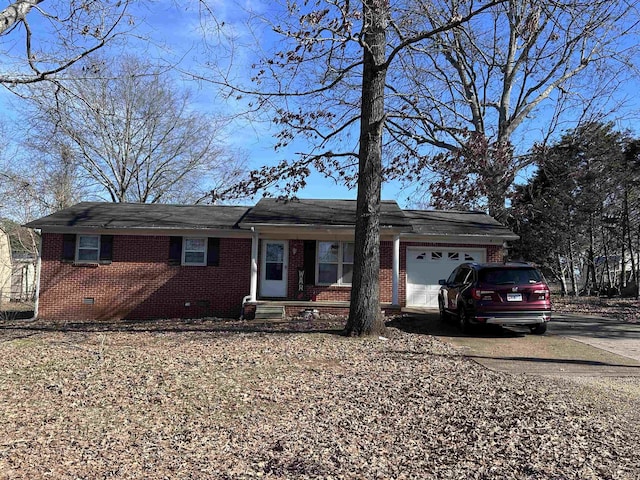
[62,234,76,262]
[168,236,182,265]
[207,238,220,266]
[99,235,113,264]
[63,234,114,264]
[76,235,100,262]
[303,240,316,285]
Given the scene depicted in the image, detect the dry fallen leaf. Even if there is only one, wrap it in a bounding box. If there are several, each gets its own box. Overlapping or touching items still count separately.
[0,315,637,479]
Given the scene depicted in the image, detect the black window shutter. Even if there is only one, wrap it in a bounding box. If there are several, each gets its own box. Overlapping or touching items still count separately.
[169,236,182,265]
[207,238,220,266]
[99,235,113,263]
[303,240,316,285]
[62,234,76,262]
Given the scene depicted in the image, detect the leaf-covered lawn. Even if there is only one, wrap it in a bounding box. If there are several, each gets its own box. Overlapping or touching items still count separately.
[0,318,638,479]
[554,296,639,323]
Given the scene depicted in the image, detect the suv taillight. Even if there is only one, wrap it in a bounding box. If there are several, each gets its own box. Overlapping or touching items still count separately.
[533,288,550,301]
[471,288,495,300]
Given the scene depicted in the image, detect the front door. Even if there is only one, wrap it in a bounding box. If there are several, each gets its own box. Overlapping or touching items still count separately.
[260,240,288,297]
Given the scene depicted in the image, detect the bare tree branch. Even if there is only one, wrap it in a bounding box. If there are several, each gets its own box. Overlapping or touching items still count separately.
[0,0,135,87]
[14,54,249,206]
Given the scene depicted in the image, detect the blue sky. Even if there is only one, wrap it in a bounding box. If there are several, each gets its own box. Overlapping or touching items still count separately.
[133,1,640,208]
[125,1,408,204]
[0,1,372,203]
[2,0,640,210]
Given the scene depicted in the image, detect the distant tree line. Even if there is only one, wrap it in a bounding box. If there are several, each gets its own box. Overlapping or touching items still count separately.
[509,122,640,298]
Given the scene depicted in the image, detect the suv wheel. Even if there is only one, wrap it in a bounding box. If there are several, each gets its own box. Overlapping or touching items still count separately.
[530,323,547,335]
[438,299,448,322]
[458,306,470,334]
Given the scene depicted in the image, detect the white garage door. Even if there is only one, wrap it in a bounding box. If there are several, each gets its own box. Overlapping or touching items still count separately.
[406,248,486,307]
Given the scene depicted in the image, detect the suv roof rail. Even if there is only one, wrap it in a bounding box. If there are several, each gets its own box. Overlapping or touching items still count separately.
[463,261,481,267]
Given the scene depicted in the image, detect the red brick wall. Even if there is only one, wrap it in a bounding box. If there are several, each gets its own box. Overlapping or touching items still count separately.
[287,240,501,307]
[283,240,395,303]
[380,241,393,303]
[38,233,252,321]
[38,233,504,321]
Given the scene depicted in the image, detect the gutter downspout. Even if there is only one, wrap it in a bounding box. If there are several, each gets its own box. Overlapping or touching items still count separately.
[392,234,400,306]
[33,231,42,319]
[250,227,258,302]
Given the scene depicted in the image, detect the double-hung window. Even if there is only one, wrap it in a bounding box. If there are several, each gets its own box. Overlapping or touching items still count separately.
[62,234,113,264]
[76,235,100,263]
[182,237,207,266]
[169,237,219,266]
[317,241,354,285]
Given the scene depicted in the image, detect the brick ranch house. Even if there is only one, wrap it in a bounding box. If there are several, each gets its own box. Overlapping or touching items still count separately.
[25,199,517,321]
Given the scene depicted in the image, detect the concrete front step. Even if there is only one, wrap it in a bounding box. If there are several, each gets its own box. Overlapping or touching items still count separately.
[254,304,285,320]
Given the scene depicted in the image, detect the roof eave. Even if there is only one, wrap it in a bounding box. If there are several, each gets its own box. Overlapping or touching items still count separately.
[239,222,354,229]
[239,222,411,231]
[27,225,252,238]
[401,232,519,243]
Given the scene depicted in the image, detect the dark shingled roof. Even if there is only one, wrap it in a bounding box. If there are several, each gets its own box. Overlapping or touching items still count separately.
[24,202,251,230]
[240,198,412,229]
[404,210,518,239]
[24,200,517,239]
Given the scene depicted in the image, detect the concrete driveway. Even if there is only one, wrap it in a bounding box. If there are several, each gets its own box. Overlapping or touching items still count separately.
[550,313,640,362]
[393,309,640,377]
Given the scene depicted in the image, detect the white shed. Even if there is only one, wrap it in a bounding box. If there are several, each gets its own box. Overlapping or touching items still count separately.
[0,228,11,304]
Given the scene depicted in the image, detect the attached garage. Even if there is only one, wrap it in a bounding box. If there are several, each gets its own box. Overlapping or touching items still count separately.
[406,248,486,307]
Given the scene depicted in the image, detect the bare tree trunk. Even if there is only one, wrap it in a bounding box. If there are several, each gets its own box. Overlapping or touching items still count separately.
[585,214,598,295]
[568,238,578,297]
[620,213,627,291]
[636,224,640,299]
[557,253,567,297]
[345,0,388,337]
[566,210,579,296]
[488,188,507,225]
[624,190,637,293]
[602,225,613,291]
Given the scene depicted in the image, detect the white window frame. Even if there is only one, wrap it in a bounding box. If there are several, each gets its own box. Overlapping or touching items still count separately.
[182,237,207,266]
[76,234,100,263]
[316,241,354,286]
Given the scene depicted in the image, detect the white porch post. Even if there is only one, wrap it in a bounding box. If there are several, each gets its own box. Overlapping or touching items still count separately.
[392,234,400,306]
[33,232,42,319]
[250,230,259,301]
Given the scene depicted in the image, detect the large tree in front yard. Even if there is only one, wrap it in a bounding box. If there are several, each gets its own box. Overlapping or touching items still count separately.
[346,0,388,336]
[200,0,506,335]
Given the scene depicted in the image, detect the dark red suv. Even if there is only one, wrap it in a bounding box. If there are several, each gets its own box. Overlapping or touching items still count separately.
[438,262,551,334]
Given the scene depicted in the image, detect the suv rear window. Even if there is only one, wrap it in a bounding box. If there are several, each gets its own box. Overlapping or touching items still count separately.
[478,268,542,285]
